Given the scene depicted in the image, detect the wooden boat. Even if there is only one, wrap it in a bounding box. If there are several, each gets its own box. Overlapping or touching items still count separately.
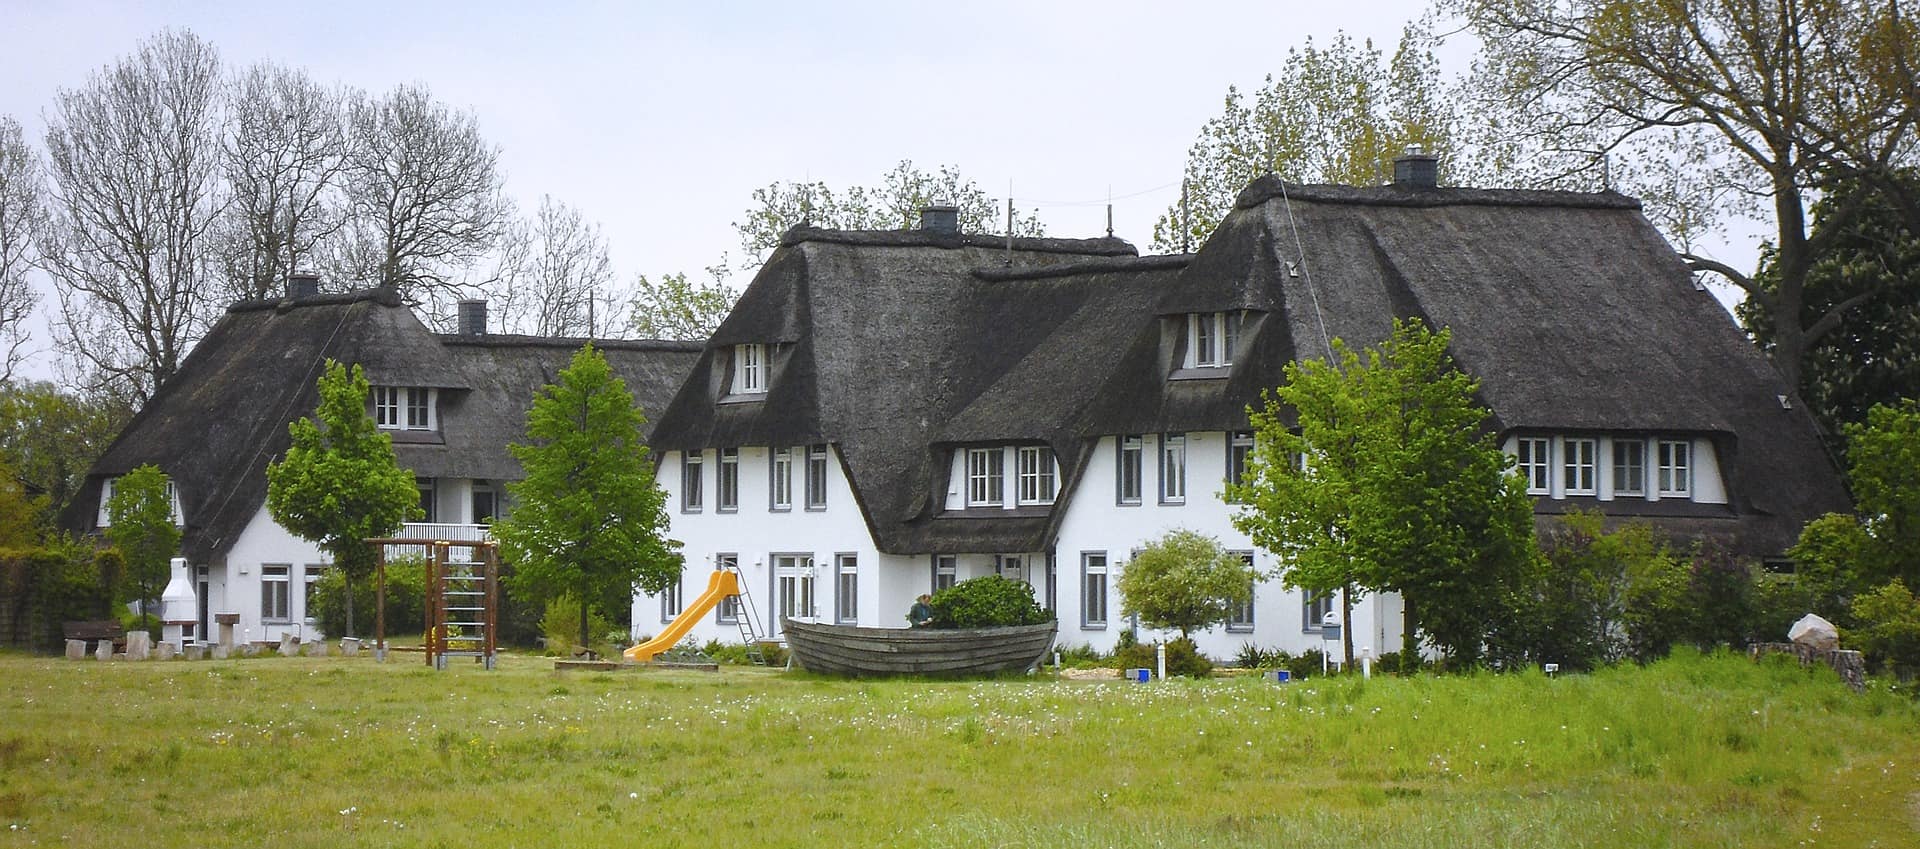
[781,618,1057,676]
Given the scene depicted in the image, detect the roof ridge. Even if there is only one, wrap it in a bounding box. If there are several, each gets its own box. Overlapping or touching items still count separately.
[225,285,403,314]
[781,225,1138,257]
[436,334,706,352]
[1234,174,1642,212]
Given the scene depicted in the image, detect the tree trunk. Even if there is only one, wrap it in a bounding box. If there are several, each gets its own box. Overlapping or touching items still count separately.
[1339,584,1355,669]
[343,572,356,638]
[1401,595,1418,674]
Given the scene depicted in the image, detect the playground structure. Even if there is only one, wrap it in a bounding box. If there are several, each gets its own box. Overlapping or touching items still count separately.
[625,561,766,663]
[367,537,501,670]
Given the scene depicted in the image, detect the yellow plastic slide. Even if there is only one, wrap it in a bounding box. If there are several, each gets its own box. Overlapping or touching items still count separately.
[624,569,743,663]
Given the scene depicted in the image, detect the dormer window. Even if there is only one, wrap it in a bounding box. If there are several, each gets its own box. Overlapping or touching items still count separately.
[1016,446,1056,505]
[1186,312,1239,369]
[733,344,767,395]
[966,448,1004,507]
[373,387,436,431]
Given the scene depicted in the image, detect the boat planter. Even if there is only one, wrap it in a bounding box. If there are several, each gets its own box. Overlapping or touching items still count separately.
[782,618,1057,676]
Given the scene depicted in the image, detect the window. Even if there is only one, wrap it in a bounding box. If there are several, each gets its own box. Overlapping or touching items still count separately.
[1044,553,1057,612]
[1186,312,1238,368]
[1117,435,1143,505]
[805,444,829,509]
[932,555,957,593]
[1159,433,1187,504]
[262,565,291,623]
[996,554,1025,585]
[714,554,740,624]
[303,565,325,623]
[733,344,767,395]
[416,478,437,523]
[966,448,1004,507]
[1304,591,1333,633]
[1017,446,1056,505]
[374,386,401,428]
[1516,437,1550,495]
[471,482,497,524]
[1227,553,1256,631]
[1658,440,1692,496]
[775,554,814,627]
[1226,431,1254,499]
[406,388,430,429]
[1613,439,1646,497]
[717,448,740,512]
[1563,438,1597,495]
[1081,553,1108,628]
[835,554,858,624]
[682,451,704,512]
[771,447,794,510]
[661,577,683,623]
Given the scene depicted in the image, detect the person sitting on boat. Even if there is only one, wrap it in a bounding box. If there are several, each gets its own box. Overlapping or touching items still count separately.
[907,594,934,628]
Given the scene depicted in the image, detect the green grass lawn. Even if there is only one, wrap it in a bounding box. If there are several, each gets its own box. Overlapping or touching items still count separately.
[0,648,1914,848]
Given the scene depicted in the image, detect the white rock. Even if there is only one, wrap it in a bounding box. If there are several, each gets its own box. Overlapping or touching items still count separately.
[1789,613,1839,651]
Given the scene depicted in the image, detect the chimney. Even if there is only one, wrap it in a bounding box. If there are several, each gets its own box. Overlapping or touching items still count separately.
[1392,145,1439,190]
[918,205,960,235]
[457,300,487,336]
[286,271,321,299]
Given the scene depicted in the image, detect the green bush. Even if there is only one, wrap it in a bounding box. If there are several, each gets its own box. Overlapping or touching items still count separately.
[542,595,615,657]
[1112,636,1214,678]
[1371,648,1421,675]
[1286,647,1327,679]
[1850,580,1920,680]
[309,557,426,638]
[927,576,1052,629]
[1055,642,1108,669]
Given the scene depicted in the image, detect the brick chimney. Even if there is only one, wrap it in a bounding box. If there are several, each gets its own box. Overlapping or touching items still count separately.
[1393,146,1439,190]
[918,205,960,235]
[457,300,487,336]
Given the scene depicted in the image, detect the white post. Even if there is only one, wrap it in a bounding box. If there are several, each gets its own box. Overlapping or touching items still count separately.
[1155,642,1166,681]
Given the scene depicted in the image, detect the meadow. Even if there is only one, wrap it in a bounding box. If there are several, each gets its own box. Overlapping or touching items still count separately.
[0,649,1914,848]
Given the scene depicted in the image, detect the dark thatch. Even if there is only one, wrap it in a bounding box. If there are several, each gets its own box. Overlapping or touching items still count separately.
[654,180,1846,559]
[60,289,700,564]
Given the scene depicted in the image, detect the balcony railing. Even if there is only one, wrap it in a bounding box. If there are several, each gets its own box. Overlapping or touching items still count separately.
[383,523,493,563]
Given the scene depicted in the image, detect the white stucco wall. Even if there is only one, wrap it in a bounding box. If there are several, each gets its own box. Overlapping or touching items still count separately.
[220,508,332,643]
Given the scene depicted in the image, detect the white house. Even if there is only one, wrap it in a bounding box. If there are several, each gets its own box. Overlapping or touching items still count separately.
[636,157,1848,660]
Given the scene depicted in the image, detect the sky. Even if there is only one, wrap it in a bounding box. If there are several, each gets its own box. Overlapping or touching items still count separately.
[0,1,1756,383]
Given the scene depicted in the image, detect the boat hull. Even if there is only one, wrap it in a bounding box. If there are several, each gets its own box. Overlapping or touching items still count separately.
[781,618,1057,676]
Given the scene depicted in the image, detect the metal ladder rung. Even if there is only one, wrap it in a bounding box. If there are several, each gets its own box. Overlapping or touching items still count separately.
[443,621,487,628]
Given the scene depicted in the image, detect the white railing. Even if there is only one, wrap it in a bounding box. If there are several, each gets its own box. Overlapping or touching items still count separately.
[384,523,493,563]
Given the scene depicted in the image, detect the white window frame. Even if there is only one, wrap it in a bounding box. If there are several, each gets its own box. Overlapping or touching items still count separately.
[1081,552,1108,629]
[835,553,858,624]
[416,477,437,523]
[770,447,794,511]
[1516,437,1551,495]
[733,344,767,395]
[995,554,1025,585]
[1303,591,1333,633]
[261,564,292,623]
[1159,433,1187,504]
[1186,312,1238,369]
[714,554,740,625]
[774,553,815,628]
[374,386,401,429]
[404,387,433,430]
[97,477,185,527]
[932,555,957,593]
[1562,438,1597,496]
[1227,552,1255,631]
[966,448,1004,507]
[1016,446,1056,505]
[1226,431,1254,499]
[717,448,740,512]
[302,564,326,624]
[1657,439,1692,497]
[805,444,829,510]
[681,451,703,513]
[660,576,683,623]
[1613,439,1646,497]
[1117,435,1143,505]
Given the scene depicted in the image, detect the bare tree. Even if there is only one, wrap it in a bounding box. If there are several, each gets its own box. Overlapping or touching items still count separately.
[39,29,225,405]
[331,83,506,316]
[627,265,735,342]
[213,61,348,301]
[733,160,1044,269]
[489,196,626,337]
[0,116,44,384]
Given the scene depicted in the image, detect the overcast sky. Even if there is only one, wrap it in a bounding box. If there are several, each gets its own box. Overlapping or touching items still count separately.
[2,1,1753,382]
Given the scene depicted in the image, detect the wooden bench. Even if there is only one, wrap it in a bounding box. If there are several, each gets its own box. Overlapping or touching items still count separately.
[63,620,127,651]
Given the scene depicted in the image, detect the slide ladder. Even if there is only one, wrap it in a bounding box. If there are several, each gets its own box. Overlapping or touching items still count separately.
[725,563,771,665]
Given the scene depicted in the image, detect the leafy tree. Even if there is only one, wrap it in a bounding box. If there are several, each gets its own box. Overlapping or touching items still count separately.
[1845,399,1920,589]
[733,160,1044,268]
[492,344,681,648]
[1741,174,1920,447]
[1849,579,1920,680]
[0,460,40,548]
[103,464,180,622]
[0,114,43,383]
[265,361,419,636]
[39,29,226,405]
[0,380,128,523]
[490,195,627,337]
[627,269,736,342]
[1117,529,1261,641]
[1459,0,1920,394]
[1156,23,1464,252]
[1232,319,1538,669]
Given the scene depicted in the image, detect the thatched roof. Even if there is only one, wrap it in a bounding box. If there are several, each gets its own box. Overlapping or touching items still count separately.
[654,181,1846,558]
[62,289,700,564]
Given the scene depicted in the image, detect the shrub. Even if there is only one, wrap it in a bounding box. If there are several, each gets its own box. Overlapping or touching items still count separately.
[1112,636,1214,678]
[308,557,427,638]
[1285,647,1326,680]
[1371,648,1422,675]
[927,576,1052,629]
[1850,580,1920,680]
[542,595,614,657]
[1056,643,1108,669]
